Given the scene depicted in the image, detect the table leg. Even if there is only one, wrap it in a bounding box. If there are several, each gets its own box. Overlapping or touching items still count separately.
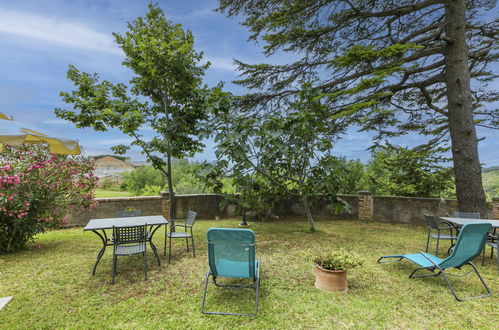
[91,230,108,275]
[149,225,162,266]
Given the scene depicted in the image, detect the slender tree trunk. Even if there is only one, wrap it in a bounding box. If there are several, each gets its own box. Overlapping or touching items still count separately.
[444,0,487,217]
[302,195,317,232]
[166,152,175,221]
[164,95,176,227]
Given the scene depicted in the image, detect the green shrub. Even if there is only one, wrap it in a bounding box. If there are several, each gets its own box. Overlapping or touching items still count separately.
[312,248,364,270]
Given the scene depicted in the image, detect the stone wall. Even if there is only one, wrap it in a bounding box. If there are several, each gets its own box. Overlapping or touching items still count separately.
[67,196,163,226]
[67,192,497,227]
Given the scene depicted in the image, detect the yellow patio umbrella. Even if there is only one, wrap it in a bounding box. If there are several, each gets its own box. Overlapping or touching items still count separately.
[0,113,81,155]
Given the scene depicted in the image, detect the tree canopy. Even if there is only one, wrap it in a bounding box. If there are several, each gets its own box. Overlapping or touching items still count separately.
[56,4,217,220]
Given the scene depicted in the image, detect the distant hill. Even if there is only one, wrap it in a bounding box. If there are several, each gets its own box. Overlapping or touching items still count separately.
[483,167,499,198]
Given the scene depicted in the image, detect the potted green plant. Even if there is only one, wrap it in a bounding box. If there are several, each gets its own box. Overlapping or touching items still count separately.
[312,249,364,292]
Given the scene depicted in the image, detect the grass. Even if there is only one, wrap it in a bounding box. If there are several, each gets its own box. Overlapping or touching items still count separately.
[1,219,498,328]
[94,189,132,198]
[483,168,499,198]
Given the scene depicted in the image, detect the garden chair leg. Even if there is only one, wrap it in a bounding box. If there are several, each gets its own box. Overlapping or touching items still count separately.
[191,235,195,257]
[164,228,167,256]
[143,252,148,281]
[425,231,430,253]
[482,246,486,266]
[168,236,172,263]
[112,255,117,285]
[186,237,189,252]
[200,270,210,314]
[439,262,490,301]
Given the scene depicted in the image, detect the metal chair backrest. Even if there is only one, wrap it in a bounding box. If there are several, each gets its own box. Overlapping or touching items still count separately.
[185,210,197,226]
[117,209,141,217]
[207,228,256,279]
[424,214,439,229]
[113,225,147,245]
[439,222,491,269]
[454,211,480,219]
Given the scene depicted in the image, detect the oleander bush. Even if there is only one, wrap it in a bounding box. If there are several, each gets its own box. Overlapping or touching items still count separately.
[0,145,99,253]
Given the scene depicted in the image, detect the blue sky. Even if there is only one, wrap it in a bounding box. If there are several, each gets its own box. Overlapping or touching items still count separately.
[0,0,498,166]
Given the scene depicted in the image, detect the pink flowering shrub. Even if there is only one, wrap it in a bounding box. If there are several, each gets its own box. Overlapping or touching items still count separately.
[0,145,99,253]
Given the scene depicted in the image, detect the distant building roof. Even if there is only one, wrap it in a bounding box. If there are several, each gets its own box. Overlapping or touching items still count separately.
[93,154,129,162]
[128,161,151,167]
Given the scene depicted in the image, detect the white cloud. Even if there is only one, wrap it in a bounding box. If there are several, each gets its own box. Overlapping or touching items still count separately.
[206,56,236,71]
[94,137,135,145]
[0,9,121,55]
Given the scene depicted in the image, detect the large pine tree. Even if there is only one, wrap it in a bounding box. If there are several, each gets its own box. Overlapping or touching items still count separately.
[218,0,498,215]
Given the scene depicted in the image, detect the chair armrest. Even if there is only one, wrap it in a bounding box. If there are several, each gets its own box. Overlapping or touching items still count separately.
[170,224,192,230]
[436,221,457,230]
[418,251,443,270]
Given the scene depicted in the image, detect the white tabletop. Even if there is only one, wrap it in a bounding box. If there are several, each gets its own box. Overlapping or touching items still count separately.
[83,215,168,231]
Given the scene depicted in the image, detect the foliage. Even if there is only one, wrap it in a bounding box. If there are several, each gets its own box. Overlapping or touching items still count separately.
[121,166,167,194]
[217,0,497,135]
[121,159,209,196]
[312,248,364,271]
[361,144,455,198]
[55,4,217,220]
[217,0,497,215]
[483,168,499,199]
[203,86,355,230]
[94,189,131,198]
[0,145,98,253]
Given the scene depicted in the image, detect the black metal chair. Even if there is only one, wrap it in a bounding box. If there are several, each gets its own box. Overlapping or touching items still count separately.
[454,211,480,219]
[115,209,161,267]
[452,211,497,265]
[164,210,197,263]
[425,214,457,256]
[112,225,148,284]
[117,209,141,217]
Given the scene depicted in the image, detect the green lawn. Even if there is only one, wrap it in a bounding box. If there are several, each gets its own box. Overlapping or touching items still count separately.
[94,189,132,198]
[1,220,498,328]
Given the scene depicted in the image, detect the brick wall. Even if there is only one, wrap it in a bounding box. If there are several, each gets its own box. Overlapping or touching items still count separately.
[358,191,373,221]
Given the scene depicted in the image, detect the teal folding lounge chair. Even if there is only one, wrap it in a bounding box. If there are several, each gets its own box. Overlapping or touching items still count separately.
[201,228,260,316]
[378,223,491,301]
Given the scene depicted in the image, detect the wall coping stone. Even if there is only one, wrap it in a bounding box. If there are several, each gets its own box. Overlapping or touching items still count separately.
[96,196,162,202]
[372,195,457,202]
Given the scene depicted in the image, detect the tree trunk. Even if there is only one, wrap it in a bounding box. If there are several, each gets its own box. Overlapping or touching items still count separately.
[444,0,487,217]
[302,195,317,232]
[164,95,176,227]
[166,152,175,230]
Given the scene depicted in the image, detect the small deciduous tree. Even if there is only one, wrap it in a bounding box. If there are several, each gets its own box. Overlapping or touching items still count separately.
[56,4,215,221]
[205,86,355,231]
[0,145,98,252]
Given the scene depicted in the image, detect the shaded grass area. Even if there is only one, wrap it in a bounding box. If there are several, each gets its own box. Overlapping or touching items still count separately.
[1,220,498,328]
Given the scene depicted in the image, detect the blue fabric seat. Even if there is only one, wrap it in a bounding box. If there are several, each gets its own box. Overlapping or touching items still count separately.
[201,228,260,316]
[378,222,492,301]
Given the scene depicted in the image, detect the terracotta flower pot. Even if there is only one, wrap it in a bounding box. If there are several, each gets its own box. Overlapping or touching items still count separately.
[314,264,348,292]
